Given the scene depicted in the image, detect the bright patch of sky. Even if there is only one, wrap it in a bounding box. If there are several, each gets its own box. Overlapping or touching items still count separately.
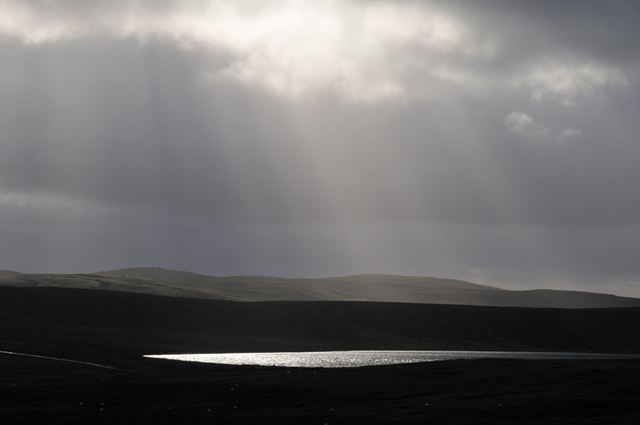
[0,0,626,103]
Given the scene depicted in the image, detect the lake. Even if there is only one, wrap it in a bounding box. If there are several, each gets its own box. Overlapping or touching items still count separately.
[145,350,640,368]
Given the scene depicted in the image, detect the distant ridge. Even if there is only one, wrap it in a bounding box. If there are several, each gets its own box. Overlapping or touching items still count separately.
[0,269,239,301]
[95,267,640,309]
[2,267,639,309]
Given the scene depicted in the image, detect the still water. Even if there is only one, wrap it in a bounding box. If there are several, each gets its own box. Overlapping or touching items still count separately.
[145,350,639,368]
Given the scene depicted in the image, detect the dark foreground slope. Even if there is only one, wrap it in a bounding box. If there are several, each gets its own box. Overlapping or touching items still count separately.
[2,286,640,424]
[2,286,640,365]
[3,354,640,425]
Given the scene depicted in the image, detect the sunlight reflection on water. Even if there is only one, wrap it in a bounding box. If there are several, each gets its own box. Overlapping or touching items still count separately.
[144,350,639,368]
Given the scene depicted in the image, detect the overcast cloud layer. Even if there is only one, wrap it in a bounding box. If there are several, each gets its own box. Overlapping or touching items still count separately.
[1,0,640,296]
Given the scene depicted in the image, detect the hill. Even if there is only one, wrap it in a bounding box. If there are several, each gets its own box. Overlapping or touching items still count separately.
[2,267,639,308]
[99,267,640,308]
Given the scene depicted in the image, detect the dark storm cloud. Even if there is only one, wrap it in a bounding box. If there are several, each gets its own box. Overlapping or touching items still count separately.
[1,1,639,295]
[471,0,640,61]
[439,0,640,65]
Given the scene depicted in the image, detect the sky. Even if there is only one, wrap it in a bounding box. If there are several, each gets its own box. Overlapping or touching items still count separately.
[1,0,640,296]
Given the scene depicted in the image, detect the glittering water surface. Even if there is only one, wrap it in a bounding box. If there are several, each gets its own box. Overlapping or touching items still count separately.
[145,351,639,368]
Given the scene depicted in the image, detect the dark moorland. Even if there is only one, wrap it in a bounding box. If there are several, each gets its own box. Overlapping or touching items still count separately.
[2,285,640,423]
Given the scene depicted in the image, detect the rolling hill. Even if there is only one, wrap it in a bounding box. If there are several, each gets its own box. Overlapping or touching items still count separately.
[2,267,639,308]
[101,267,640,308]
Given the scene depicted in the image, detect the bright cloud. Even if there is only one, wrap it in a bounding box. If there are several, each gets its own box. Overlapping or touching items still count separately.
[0,0,479,102]
[0,1,628,103]
[505,112,584,142]
[504,112,551,139]
[525,61,628,106]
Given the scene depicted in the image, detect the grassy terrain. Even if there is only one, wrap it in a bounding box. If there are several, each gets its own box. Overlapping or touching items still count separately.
[2,285,640,423]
